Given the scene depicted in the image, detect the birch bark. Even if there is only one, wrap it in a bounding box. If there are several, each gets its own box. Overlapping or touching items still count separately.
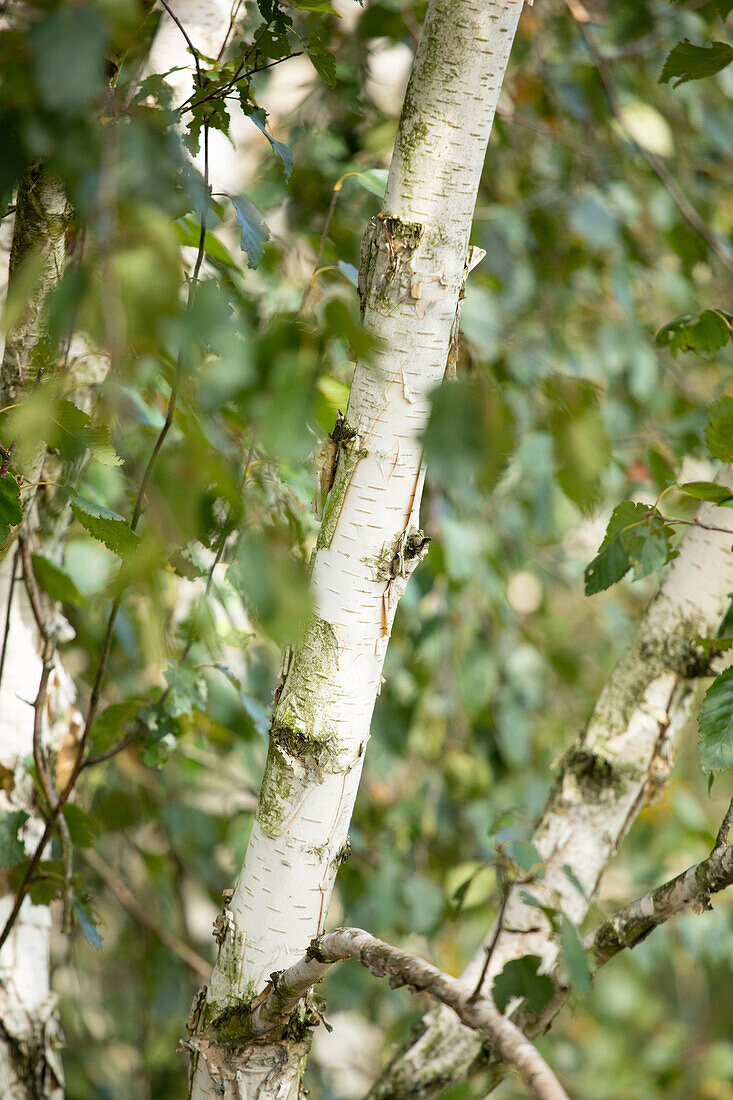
[0,169,75,1099]
[187,2,526,1096]
[369,476,733,1100]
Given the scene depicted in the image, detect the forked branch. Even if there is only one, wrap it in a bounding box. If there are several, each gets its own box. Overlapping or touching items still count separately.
[247,928,570,1100]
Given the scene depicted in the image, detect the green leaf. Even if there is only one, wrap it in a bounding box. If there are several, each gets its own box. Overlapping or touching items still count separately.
[694,636,733,654]
[706,397,733,462]
[560,916,591,993]
[232,195,270,269]
[492,955,555,1015]
[0,474,23,545]
[90,698,144,754]
[585,536,631,596]
[545,376,609,513]
[287,0,338,12]
[585,501,671,595]
[699,667,733,772]
[30,554,85,605]
[74,900,103,949]
[660,40,733,87]
[351,169,389,198]
[0,811,29,865]
[63,804,96,847]
[678,481,733,504]
[249,109,293,180]
[175,218,238,269]
[304,31,337,87]
[423,377,515,503]
[71,494,140,557]
[163,661,208,718]
[31,6,108,115]
[656,310,732,357]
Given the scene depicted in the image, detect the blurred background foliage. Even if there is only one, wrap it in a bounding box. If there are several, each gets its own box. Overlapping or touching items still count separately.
[1,0,733,1096]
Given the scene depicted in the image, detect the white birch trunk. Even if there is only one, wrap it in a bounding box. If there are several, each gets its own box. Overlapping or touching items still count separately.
[370,475,733,1100]
[187,2,526,1096]
[0,168,75,1100]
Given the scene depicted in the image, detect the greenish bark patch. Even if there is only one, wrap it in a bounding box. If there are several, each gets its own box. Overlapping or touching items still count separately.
[563,749,633,798]
[316,423,366,550]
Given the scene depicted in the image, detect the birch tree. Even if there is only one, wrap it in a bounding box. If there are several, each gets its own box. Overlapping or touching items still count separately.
[187,1,526,1095]
[1,1,733,1097]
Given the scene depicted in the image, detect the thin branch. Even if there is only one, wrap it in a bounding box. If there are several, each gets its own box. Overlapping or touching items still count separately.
[0,544,21,693]
[157,0,202,86]
[84,847,210,980]
[587,802,733,967]
[566,1,733,276]
[232,928,570,1100]
[714,795,733,851]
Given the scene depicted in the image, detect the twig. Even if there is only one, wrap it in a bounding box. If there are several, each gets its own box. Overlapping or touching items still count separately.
[298,171,371,314]
[470,878,512,1001]
[0,544,21,693]
[587,798,733,967]
[714,795,733,851]
[234,928,571,1100]
[84,848,210,980]
[157,0,202,86]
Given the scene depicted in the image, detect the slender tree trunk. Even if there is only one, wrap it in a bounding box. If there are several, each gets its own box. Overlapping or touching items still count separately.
[0,169,73,1100]
[187,2,526,1096]
[369,476,733,1100]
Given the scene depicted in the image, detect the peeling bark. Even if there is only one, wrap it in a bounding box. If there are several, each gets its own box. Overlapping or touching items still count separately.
[369,472,733,1100]
[188,1,525,1096]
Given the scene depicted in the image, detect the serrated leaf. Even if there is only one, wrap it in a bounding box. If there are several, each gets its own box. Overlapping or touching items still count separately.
[164,661,208,718]
[656,309,731,357]
[232,195,270,269]
[678,481,733,504]
[699,667,733,772]
[706,397,733,462]
[585,537,631,595]
[492,955,555,1015]
[248,109,293,180]
[50,400,121,466]
[0,474,23,545]
[30,554,85,605]
[560,916,591,993]
[660,40,733,86]
[585,501,671,595]
[304,30,337,87]
[71,494,140,557]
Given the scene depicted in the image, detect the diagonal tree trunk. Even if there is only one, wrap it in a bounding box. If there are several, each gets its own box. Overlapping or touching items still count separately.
[187,2,526,1096]
[368,476,733,1100]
